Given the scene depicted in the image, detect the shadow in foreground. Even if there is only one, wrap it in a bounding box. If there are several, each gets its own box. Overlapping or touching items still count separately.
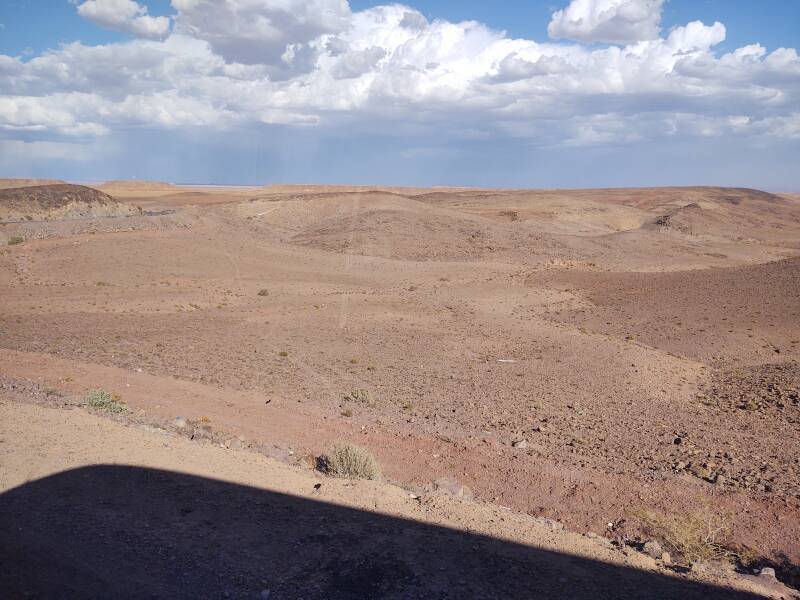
[0,465,758,599]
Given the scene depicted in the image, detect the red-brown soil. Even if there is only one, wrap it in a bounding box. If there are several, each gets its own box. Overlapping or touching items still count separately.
[1,183,799,574]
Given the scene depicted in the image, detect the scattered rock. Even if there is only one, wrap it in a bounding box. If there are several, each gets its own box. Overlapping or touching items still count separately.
[661,552,672,565]
[433,477,472,499]
[759,567,777,580]
[643,540,663,559]
[512,439,528,449]
[173,416,188,429]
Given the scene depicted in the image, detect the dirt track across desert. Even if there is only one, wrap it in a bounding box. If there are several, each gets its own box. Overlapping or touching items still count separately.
[2,181,799,596]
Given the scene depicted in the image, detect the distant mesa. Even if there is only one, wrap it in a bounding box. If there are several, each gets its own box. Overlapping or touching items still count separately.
[98,179,177,191]
[0,184,143,222]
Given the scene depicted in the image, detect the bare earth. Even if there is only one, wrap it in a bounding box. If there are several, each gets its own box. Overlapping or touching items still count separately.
[1,181,799,596]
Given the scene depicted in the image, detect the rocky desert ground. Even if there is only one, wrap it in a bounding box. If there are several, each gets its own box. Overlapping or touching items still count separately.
[1,179,799,598]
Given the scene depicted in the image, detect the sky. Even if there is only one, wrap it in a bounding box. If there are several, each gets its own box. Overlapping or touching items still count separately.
[1,0,799,189]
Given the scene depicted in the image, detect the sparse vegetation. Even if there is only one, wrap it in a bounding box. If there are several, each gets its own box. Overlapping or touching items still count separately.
[278,350,288,357]
[340,408,353,417]
[7,236,23,245]
[320,442,380,480]
[635,508,732,566]
[257,288,269,296]
[84,389,128,414]
[343,389,375,406]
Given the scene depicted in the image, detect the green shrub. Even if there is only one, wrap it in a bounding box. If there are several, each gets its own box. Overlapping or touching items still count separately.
[84,389,128,414]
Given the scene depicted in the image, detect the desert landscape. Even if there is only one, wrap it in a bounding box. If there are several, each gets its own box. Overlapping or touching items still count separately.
[1,179,799,598]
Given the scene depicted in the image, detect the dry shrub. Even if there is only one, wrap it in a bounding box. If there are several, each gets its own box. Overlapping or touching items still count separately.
[635,508,731,566]
[343,389,375,406]
[321,442,380,480]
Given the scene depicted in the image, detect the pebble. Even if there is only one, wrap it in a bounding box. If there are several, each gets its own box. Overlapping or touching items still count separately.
[512,439,528,449]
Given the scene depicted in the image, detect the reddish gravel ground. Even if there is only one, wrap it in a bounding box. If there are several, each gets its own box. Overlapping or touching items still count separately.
[1,183,799,578]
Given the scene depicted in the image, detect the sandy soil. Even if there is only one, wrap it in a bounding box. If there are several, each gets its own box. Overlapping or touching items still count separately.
[1,398,792,599]
[1,182,799,593]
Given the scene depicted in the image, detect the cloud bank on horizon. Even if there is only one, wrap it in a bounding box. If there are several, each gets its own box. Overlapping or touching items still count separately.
[1,0,799,186]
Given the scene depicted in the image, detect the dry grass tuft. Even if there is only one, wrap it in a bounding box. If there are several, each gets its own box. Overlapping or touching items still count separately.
[320,442,380,480]
[7,236,23,246]
[635,508,732,566]
[343,389,375,406]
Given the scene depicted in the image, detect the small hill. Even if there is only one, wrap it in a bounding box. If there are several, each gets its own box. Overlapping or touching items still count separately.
[0,178,66,189]
[0,184,142,222]
[242,191,512,260]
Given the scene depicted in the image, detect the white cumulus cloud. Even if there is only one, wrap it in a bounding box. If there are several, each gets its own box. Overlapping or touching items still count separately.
[76,0,171,40]
[0,0,796,151]
[548,0,663,45]
[171,0,351,67]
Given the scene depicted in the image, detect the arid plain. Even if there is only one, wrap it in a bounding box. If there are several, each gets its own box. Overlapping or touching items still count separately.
[2,179,799,596]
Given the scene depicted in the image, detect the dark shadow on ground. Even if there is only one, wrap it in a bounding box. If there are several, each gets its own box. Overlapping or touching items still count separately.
[0,465,760,599]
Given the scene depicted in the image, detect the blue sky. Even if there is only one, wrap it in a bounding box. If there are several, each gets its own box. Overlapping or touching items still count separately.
[1,1,799,188]
[3,1,799,56]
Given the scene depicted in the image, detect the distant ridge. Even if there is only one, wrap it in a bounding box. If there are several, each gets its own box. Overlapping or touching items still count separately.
[99,180,177,191]
[0,178,66,189]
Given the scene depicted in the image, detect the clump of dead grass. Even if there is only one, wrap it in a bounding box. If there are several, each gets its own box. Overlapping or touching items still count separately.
[343,389,375,406]
[634,508,732,566]
[7,236,24,246]
[320,442,380,480]
[84,389,128,414]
